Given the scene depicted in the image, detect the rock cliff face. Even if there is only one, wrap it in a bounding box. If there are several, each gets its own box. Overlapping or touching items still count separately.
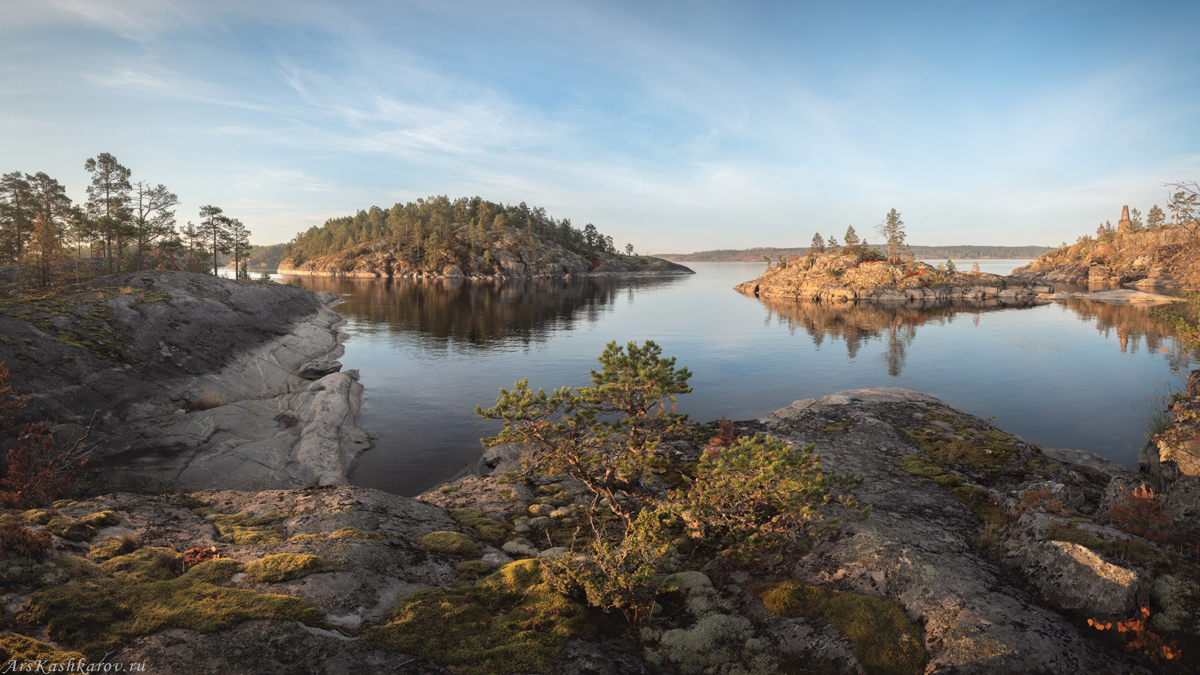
[278,237,692,280]
[1011,229,1198,288]
[735,251,1050,304]
[6,385,1197,673]
[0,271,369,490]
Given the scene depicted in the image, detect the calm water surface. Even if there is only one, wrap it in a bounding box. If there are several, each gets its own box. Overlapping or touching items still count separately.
[276,261,1195,496]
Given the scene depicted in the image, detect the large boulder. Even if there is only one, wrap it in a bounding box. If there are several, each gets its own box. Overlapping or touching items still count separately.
[1015,541,1148,619]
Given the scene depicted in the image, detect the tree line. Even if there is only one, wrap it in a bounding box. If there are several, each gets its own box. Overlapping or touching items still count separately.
[0,153,251,287]
[283,196,621,269]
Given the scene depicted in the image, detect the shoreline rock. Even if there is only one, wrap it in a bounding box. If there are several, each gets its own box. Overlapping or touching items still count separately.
[0,271,371,491]
[734,252,1050,305]
[8,383,1198,673]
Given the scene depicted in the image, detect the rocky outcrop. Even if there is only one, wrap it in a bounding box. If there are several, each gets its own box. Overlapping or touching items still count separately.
[1138,369,1200,535]
[1035,289,1180,305]
[735,251,1050,304]
[6,386,1196,673]
[1011,229,1198,288]
[0,271,369,490]
[278,237,693,280]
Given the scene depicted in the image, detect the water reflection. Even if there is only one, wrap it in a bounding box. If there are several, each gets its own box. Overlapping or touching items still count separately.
[289,274,688,349]
[757,297,1046,376]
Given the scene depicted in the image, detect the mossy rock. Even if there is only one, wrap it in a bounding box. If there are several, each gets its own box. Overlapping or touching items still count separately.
[20,509,58,525]
[50,499,77,509]
[244,554,337,583]
[210,511,286,545]
[419,531,481,558]
[287,533,325,542]
[363,559,591,675]
[457,560,495,580]
[756,581,926,675]
[99,547,183,582]
[178,494,205,510]
[327,527,385,541]
[183,558,244,584]
[31,556,102,589]
[44,516,96,542]
[21,548,323,660]
[88,536,133,561]
[77,511,120,528]
[0,632,87,668]
[450,509,511,545]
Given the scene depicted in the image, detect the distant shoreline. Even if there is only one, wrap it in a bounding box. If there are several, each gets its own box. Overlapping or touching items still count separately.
[656,245,1048,262]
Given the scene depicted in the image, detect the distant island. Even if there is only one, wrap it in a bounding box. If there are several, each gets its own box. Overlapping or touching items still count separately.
[657,244,1049,262]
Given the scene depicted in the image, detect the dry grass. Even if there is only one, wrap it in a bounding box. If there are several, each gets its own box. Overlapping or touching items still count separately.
[188,391,224,412]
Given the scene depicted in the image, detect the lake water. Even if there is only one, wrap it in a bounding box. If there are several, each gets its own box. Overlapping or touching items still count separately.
[272,261,1195,497]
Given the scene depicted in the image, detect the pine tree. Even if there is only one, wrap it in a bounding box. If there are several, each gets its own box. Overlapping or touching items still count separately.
[131,182,179,271]
[84,153,132,272]
[227,217,251,279]
[0,172,34,263]
[844,225,860,248]
[875,208,907,263]
[197,205,231,276]
[1147,205,1166,230]
[810,232,825,253]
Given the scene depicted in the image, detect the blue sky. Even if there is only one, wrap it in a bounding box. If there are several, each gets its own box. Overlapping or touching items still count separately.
[2,0,1198,252]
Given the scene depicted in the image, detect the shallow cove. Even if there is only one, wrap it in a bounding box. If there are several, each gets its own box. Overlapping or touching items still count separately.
[279,262,1195,496]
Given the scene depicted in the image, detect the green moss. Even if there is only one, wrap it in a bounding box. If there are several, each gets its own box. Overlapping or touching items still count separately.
[50,499,76,508]
[85,537,125,561]
[0,632,88,668]
[363,559,591,675]
[178,494,204,510]
[44,516,96,542]
[755,581,926,675]
[439,485,459,494]
[327,527,385,541]
[898,454,944,478]
[950,486,1011,530]
[31,556,102,588]
[210,511,286,545]
[419,531,482,558]
[182,558,244,584]
[20,509,58,525]
[457,560,495,580]
[818,420,851,432]
[288,533,325,542]
[21,547,322,660]
[78,511,120,528]
[450,509,511,545]
[244,554,337,583]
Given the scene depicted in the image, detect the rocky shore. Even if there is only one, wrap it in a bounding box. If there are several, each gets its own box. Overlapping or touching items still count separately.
[3,378,1198,673]
[734,251,1051,304]
[0,272,370,491]
[1010,229,1197,289]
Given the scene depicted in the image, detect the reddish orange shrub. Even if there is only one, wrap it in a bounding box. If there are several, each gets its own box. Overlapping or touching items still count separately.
[0,523,53,559]
[1108,484,1171,543]
[1089,607,1181,666]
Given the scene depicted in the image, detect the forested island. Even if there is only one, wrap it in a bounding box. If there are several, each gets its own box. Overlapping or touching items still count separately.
[277,196,691,278]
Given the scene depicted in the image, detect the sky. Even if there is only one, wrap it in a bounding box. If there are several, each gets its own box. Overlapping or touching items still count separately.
[2,0,1198,252]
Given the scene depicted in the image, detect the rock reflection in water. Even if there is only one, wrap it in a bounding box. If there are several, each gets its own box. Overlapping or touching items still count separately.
[756,296,1046,376]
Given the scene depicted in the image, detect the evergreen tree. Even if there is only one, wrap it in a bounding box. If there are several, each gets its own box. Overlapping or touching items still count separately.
[84,153,132,272]
[24,213,63,288]
[227,217,251,280]
[875,208,907,263]
[197,205,231,276]
[810,232,825,253]
[0,172,35,262]
[1147,205,1166,230]
[843,225,860,248]
[131,181,179,272]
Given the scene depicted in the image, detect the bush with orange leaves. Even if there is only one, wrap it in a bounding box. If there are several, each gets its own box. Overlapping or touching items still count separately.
[1089,607,1181,668]
[1107,483,1172,543]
